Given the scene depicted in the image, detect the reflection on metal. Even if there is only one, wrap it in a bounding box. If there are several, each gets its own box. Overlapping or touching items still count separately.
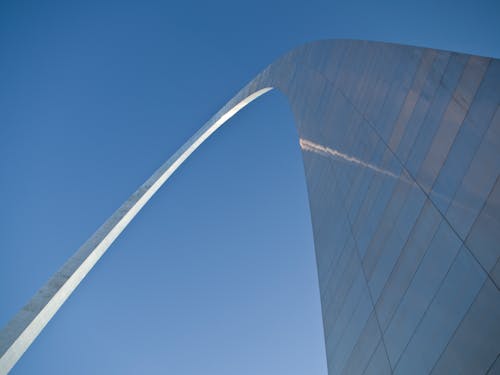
[300,138,401,180]
[1,40,499,374]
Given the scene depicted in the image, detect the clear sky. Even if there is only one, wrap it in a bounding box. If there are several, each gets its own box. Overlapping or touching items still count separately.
[0,0,499,374]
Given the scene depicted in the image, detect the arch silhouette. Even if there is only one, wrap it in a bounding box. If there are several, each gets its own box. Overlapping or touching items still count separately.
[1,40,499,374]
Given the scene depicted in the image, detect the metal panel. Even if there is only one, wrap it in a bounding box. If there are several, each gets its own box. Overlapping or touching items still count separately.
[2,40,499,374]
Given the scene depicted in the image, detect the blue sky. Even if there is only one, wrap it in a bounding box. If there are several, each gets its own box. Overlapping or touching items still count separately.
[0,0,499,374]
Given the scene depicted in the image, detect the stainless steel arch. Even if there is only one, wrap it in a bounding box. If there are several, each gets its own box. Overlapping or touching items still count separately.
[1,40,499,374]
[0,86,274,374]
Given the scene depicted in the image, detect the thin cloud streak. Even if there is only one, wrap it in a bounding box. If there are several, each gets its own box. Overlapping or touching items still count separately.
[299,138,401,180]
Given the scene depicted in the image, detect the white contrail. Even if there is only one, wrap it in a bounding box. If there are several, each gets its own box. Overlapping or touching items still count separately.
[299,138,401,180]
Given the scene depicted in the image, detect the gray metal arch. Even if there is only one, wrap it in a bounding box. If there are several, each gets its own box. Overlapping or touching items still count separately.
[1,40,499,374]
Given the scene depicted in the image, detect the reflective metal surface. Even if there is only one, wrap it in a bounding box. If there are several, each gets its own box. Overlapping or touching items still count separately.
[1,40,499,374]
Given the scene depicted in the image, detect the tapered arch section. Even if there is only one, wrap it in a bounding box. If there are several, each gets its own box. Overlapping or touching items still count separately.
[1,40,499,374]
[0,86,275,374]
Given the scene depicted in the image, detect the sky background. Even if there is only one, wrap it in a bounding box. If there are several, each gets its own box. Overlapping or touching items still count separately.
[0,0,499,374]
